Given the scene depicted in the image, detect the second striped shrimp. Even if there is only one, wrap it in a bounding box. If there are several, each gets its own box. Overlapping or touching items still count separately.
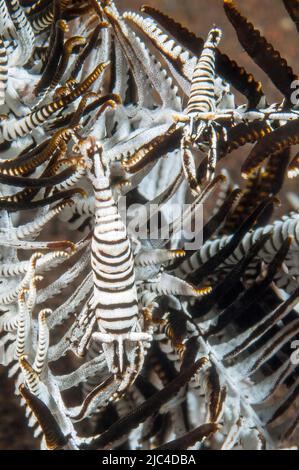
[174,28,236,193]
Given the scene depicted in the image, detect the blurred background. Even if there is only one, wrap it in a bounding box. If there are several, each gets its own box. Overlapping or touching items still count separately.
[1,0,298,449]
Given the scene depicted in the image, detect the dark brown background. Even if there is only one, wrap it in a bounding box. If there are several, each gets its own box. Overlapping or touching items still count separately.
[1,0,297,449]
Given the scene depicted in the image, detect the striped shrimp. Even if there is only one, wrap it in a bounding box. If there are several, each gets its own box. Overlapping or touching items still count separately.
[174,28,235,192]
[73,137,152,374]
